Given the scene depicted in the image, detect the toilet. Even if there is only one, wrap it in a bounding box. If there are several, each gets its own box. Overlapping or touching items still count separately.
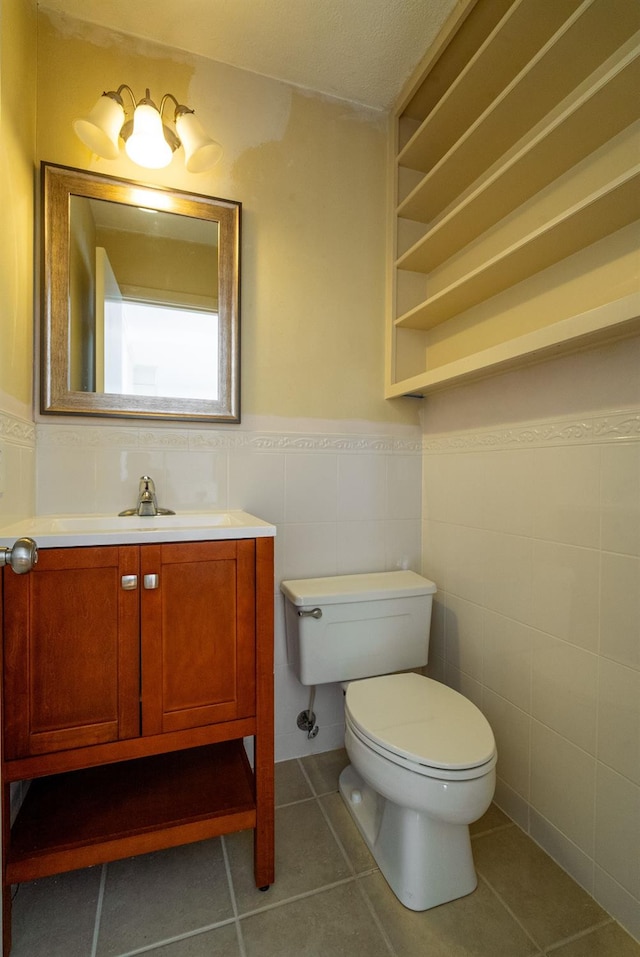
[281,570,497,911]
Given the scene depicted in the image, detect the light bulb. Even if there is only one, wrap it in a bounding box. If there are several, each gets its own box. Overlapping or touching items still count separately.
[125,103,172,169]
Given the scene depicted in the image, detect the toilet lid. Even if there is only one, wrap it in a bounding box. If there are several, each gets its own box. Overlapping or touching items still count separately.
[345,673,496,772]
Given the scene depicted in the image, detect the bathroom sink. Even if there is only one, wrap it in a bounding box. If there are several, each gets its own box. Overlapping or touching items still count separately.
[50,513,244,532]
[0,510,275,548]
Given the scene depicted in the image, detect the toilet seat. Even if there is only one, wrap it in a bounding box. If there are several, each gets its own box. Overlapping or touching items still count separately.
[345,673,496,782]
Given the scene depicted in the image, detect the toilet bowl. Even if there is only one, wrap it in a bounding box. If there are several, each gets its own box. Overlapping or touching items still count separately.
[280,570,497,911]
[339,672,496,910]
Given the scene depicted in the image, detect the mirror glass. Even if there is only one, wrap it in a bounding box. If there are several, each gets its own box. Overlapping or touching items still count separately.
[42,163,241,422]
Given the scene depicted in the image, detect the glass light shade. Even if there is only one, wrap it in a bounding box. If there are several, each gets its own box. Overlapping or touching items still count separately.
[176,112,223,173]
[125,103,173,169]
[73,94,125,160]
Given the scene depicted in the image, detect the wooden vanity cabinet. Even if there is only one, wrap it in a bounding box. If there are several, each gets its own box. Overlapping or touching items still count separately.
[0,535,274,956]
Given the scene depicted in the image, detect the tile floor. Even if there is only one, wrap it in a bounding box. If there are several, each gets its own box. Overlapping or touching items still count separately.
[10,749,640,957]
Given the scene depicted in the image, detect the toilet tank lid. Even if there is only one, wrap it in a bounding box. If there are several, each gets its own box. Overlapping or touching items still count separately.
[280,570,436,606]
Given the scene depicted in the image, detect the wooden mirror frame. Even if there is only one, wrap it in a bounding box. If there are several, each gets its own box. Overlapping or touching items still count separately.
[41,162,241,422]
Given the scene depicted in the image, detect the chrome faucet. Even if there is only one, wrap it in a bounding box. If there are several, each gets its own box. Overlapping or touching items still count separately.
[119,476,176,517]
[137,476,158,516]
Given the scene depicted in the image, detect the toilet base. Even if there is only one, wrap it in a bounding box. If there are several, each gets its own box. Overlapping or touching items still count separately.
[339,764,478,911]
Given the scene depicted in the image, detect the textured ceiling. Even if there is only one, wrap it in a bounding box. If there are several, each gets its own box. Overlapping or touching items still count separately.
[38,0,457,110]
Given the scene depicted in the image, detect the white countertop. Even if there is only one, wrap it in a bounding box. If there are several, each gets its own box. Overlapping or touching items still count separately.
[0,511,276,548]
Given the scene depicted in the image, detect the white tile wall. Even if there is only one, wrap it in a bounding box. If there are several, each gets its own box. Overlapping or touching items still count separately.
[422,405,640,941]
[0,412,35,524]
[31,417,424,763]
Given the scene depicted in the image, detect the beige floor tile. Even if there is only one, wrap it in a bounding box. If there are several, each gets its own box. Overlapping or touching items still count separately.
[301,747,349,794]
[11,867,102,957]
[473,826,608,950]
[241,881,392,957]
[144,922,242,955]
[551,921,640,956]
[470,802,512,836]
[96,839,233,956]
[320,790,376,874]
[275,758,313,806]
[362,871,539,957]
[226,799,352,913]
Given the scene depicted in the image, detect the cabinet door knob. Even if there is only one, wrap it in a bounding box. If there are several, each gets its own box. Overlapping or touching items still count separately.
[0,537,38,575]
[143,574,159,590]
[121,575,138,590]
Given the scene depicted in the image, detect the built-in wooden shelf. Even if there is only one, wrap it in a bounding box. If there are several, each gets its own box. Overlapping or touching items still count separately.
[397,43,640,273]
[386,0,640,398]
[7,741,255,884]
[396,167,640,330]
[398,0,638,214]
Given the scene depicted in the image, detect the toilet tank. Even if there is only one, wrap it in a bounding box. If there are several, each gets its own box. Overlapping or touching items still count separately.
[280,570,437,686]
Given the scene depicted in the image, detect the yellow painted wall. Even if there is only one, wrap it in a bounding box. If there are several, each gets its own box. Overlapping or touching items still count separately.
[0,0,37,417]
[36,11,419,426]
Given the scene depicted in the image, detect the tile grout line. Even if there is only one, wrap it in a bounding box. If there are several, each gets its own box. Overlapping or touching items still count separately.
[90,862,108,957]
[354,876,400,957]
[470,821,515,841]
[111,919,239,957]
[475,872,546,954]
[296,759,358,876]
[275,795,319,810]
[296,759,398,957]
[294,757,319,797]
[221,834,248,957]
[543,917,616,954]
[232,874,373,920]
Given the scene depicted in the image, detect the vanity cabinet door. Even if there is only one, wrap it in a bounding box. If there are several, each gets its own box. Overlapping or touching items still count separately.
[3,546,140,759]
[140,539,256,735]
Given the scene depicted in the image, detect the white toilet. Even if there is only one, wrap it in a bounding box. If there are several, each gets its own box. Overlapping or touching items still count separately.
[281,570,497,911]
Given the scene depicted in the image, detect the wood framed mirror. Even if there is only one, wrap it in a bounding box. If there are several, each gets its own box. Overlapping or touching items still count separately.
[41,162,240,422]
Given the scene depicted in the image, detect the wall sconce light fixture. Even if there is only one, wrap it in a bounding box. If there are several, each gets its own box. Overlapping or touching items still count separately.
[73,85,223,173]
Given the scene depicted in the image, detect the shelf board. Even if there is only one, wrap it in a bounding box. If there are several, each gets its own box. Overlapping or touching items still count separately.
[397,0,640,222]
[401,0,512,121]
[395,167,640,331]
[398,0,584,179]
[387,294,640,398]
[397,42,640,272]
[7,741,255,883]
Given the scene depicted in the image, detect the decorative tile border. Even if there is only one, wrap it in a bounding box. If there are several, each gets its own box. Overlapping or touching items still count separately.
[23,408,640,456]
[423,409,640,453]
[35,423,423,454]
[32,410,640,456]
[593,412,640,441]
[0,412,36,447]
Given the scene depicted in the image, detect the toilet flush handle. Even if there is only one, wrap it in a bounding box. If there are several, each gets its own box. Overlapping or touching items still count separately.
[298,607,322,619]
